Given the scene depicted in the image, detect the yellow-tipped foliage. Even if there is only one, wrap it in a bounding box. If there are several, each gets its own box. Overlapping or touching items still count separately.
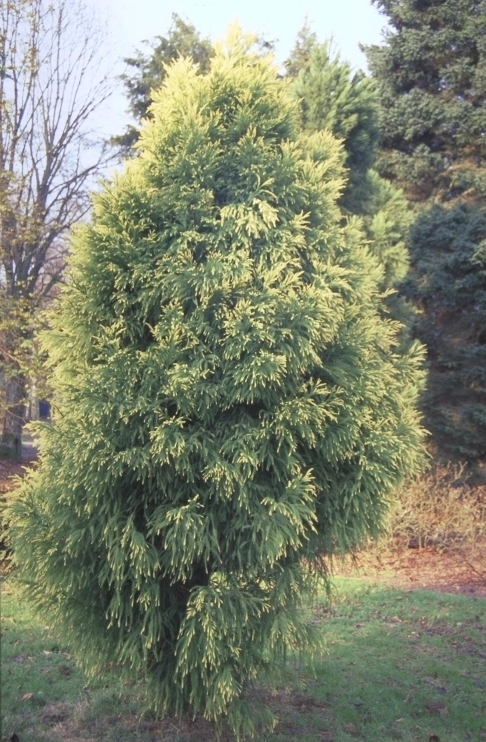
[9,31,426,738]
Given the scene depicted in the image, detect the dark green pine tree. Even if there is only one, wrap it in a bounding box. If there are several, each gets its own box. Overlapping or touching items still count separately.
[401,202,486,460]
[364,0,486,203]
[364,0,486,463]
[10,31,425,737]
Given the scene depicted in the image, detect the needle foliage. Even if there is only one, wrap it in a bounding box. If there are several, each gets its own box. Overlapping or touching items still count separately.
[9,31,425,738]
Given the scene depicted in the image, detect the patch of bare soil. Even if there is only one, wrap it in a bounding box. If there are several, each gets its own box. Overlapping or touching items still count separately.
[15,702,236,742]
[0,456,36,495]
[336,543,486,597]
[0,460,27,494]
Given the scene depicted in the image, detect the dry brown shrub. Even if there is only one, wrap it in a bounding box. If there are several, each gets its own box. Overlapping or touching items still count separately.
[383,463,486,552]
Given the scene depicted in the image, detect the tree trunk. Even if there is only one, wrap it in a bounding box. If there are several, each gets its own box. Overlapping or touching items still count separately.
[1,374,26,460]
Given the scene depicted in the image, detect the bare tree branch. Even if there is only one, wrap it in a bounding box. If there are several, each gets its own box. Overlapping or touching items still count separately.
[0,0,113,300]
[0,0,115,455]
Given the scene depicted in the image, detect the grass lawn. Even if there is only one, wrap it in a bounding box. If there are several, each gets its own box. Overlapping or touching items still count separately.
[1,575,485,742]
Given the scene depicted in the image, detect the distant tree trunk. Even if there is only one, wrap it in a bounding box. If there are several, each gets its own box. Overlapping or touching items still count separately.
[1,375,26,460]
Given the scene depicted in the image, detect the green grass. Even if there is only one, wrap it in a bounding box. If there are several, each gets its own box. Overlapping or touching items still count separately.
[2,576,485,742]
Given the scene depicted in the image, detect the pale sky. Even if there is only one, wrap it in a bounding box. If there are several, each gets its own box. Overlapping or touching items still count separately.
[102,0,387,70]
[93,0,388,140]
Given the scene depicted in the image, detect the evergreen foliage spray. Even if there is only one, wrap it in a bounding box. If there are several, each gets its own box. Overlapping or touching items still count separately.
[10,32,426,737]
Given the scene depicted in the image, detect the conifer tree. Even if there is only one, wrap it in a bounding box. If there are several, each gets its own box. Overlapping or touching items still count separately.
[286,34,381,216]
[401,202,486,460]
[364,0,486,463]
[112,14,273,157]
[10,32,425,737]
[112,13,214,156]
[364,0,486,203]
[286,33,412,315]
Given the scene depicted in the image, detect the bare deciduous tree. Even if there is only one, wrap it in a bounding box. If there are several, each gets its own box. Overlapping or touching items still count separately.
[0,0,113,457]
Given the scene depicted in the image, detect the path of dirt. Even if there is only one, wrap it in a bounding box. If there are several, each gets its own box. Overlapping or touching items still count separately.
[1,457,485,597]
